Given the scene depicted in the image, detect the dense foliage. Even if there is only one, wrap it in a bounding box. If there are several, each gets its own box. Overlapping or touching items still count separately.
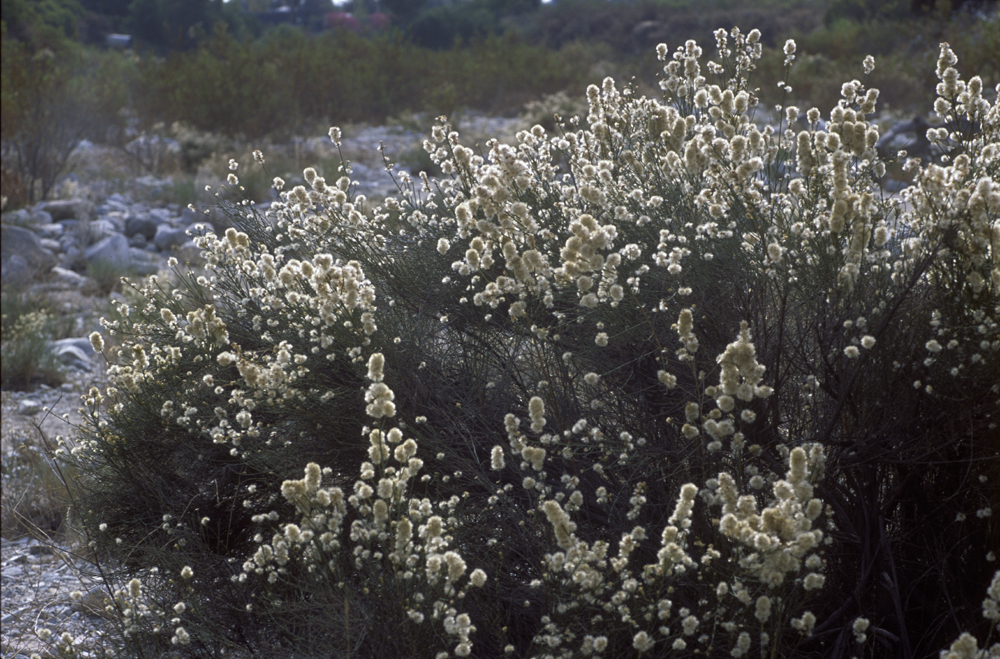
[2,0,997,209]
[69,27,999,659]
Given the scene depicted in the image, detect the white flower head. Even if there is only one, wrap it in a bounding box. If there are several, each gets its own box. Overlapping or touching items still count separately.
[367,352,385,382]
[173,627,190,645]
[852,617,870,643]
[491,445,505,470]
[633,630,655,653]
[529,396,546,432]
[469,568,487,587]
[755,596,771,623]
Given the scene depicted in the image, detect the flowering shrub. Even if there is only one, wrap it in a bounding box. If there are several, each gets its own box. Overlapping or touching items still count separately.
[1,288,67,389]
[73,28,998,658]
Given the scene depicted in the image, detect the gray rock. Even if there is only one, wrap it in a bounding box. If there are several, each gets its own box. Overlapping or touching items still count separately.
[39,199,94,222]
[61,245,84,270]
[85,218,119,245]
[128,233,148,248]
[2,254,32,284]
[84,233,131,268]
[101,212,126,233]
[29,209,54,226]
[173,240,206,266]
[97,196,129,215]
[1,225,58,284]
[153,224,192,251]
[149,207,174,224]
[27,544,55,556]
[50,266,87,288]
[125,214,160,240]
[129,247,161,275]
[39,237,62,253]
[180,206,200,224]
[35,223,65,239]
[52,337,96,357]
[17,399,43,416]
[50,338,95,370]
[59,234,80,252]
[2,208,33,226]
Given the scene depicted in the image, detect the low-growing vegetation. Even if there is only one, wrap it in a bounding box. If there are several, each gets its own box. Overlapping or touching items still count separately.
[3,0,998,211]
[1,287,67,390]
[40,27,999,659]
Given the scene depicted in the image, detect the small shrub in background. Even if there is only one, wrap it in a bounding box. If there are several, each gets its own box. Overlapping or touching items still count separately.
[0,27,135,207]
[71,27,998,659]
[0,287,65,390]
[134,27,601,140]
[767,10,999,113]
[520,90,591,133]
[85,260,136,296]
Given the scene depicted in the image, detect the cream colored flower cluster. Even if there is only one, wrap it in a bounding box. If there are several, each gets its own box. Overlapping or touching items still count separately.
[486,319,830,657]
[495,403,829,658]
[389,28,992,370]
[242,356,486,657]
[713,445,826,588]
[93,213,380,456]
[902,45,999,296]
[40,562,198,654]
